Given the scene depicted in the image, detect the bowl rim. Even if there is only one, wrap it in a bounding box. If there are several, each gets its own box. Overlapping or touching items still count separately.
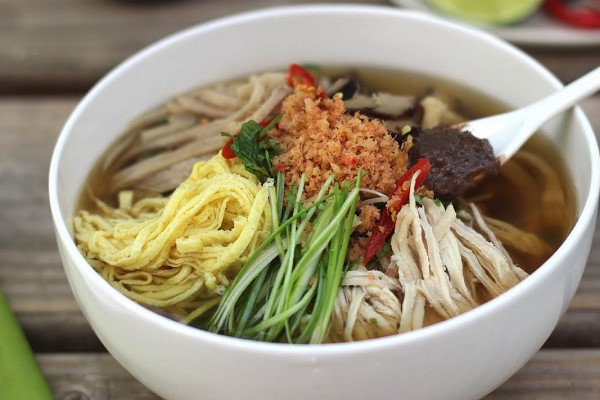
[49,3,600,356]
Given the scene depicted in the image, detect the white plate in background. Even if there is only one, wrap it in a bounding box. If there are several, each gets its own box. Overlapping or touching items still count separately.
[390,0,600,47]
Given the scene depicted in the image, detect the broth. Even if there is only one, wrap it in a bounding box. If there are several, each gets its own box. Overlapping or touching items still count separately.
[74,66,576,340]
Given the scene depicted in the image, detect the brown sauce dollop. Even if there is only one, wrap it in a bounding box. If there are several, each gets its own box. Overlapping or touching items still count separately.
[409,126,500,196]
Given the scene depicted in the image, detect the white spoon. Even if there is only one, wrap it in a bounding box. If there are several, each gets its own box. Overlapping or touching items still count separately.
[463,65,600,163]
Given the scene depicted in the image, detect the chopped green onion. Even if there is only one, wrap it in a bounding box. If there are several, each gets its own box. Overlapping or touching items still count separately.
[205,172,363,343]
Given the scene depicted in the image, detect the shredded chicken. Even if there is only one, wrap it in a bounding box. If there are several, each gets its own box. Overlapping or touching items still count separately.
[332,269,402,341]
[344,92,415,117]
[420,96,464,129]
[458,209,554,274]
[333,173,530,340]
[105,73,292,194]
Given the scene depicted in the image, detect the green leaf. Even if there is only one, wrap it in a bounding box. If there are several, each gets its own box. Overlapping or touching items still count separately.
[221,115,282,182]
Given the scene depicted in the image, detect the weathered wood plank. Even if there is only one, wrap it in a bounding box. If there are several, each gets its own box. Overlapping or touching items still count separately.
[0,97,74,315]
[17,313,104,353]
[36,350,600,399]
[0,98,77,312]
[1,0,599,94]
[486,349,600,399]
[38,353,161,400]
[0,97,106,352]
[0,0,387,94]
[546,311,600,348]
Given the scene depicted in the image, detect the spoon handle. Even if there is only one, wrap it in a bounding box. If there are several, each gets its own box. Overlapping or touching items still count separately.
[524,65,600,130]
[483,65,600,162]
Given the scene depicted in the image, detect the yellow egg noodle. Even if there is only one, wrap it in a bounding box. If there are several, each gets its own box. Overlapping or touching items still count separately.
[74,154,271,323]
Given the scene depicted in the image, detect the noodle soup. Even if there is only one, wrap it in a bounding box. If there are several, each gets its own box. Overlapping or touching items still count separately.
[74,65,574,342]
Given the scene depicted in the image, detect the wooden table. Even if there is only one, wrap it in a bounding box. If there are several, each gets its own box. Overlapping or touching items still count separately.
[2,0,600,398]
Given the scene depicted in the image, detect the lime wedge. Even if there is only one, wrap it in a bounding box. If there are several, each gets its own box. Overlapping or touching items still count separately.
[425,0,543,25]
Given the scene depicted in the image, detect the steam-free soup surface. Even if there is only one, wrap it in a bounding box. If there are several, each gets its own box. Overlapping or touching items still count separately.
[74,66,575,343]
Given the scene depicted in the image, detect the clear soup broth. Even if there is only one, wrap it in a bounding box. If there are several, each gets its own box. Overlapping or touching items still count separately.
[75,66,576,341]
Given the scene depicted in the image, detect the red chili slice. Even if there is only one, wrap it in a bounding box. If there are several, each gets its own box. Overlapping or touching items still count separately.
[259,119,273,129]
[363,158,431,265]
[221,138,236,159]
[287,64,316,88]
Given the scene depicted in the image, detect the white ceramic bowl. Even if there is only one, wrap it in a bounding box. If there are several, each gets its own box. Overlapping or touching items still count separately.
[49,5,599,400]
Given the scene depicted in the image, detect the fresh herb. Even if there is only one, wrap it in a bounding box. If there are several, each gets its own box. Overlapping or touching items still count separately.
[221,115,282,182]
[363,158,431,265]
[206,171,363,343]
[412,194,444,208]
[370,318,378,326]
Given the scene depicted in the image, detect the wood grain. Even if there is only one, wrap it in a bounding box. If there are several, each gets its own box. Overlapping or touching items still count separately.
[486,350,600,399]
[36,350,600,399]
[1,0,599,94]
[0,0,388,94]
[38,353,161,400]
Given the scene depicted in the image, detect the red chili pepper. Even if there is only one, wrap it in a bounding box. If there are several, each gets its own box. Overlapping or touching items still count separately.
[221,138,236,159]
[287,64,316,88]
[363,158,431,265]
[259,119,273,128]
[544,0,600,29]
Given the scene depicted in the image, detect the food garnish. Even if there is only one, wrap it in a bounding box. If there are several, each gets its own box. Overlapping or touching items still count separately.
[221,116,282,183]
[363,158,431,265]
[206,172,362,343]
[287,63,316,88]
